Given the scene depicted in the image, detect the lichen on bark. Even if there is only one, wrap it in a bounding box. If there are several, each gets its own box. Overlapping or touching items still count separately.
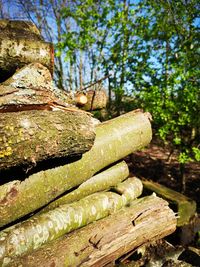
[0,178,143,266]
[0,110,152,228]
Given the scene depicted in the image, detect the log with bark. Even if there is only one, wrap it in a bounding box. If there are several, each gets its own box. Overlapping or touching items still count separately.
[5,195,176,267]
[0,177,143,266]
[0,110,95,171]
[0,62,97,171]
[40,160,130,213]
[0,19,54,82]
[0,62,107,112]
[0,109,152,228]
[0,63,76,112]
[142,179,196,226]
[75,89,108,111]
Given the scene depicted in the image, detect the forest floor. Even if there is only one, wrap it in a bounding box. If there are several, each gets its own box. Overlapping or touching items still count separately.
[127,139,200,213]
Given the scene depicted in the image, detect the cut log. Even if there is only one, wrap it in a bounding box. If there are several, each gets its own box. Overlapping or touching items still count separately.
[142,179,196,226]
[0,110,95,171]
[0,109,152,227]
[0,20,54,82]
[0,178,143,265]
[40,161,130,213]
[75,92,88,106]
[81,89,108,111]
[6,195,177,267]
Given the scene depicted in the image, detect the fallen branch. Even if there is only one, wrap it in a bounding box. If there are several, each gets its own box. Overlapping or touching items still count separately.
[142,179,196,226]
[40,160,129,213]
[0,178,143,265]
[6,195,176,267]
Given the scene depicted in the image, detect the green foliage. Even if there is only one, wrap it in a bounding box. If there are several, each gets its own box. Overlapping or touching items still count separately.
[132,0,200,164]
[193,147,200,161]
[59,0,200,164]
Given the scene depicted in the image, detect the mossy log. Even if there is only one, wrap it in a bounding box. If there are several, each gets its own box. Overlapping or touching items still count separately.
[0,178,143,266]
[40,161,129,213]
[0,110,95,171]
[0,109,152,228]
[142,179,196,226]
[0,20,54,82]
[6,195,176,267]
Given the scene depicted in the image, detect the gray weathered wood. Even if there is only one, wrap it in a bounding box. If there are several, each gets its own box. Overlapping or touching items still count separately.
[6,195,176,267]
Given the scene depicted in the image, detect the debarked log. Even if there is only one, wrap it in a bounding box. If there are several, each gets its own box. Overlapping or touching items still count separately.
[0,178,143,266]
[40,160,130,213]
[0,109,152,227]
[6,195,177,267]
[0,110,95,171]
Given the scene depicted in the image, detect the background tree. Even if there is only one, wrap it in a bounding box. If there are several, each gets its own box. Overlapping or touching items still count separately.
[132,0,200,190]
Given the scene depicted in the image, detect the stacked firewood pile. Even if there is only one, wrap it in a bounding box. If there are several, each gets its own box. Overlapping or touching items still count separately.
[0,20,177,267]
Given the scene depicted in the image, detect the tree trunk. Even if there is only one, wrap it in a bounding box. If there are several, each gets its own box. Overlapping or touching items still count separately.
[0,109,152,228]
[0,178,143,266]
[6,195,176,267]
[0,110,95,171]
[0,19,54,82]
[40,160,130,213]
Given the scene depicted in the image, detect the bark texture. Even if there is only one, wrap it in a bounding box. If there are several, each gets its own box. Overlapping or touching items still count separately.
[0,63,73,112]
[142,179,196,226]
[0,178,143,266]
[0,19,42,40]
[40,161,129,213]
[0,110,152,227]
[0,20,54,82]
[6,195,176,267]
[81,90,108,111]
[0,110,95,171]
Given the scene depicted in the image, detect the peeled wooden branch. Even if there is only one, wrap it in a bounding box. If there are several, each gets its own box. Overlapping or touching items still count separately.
[0,110,95,171]
[7,195,176,267]
[40,161,129,213]
[0,20,54,82]
[0,109,152,227]
[0,178,143,266]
